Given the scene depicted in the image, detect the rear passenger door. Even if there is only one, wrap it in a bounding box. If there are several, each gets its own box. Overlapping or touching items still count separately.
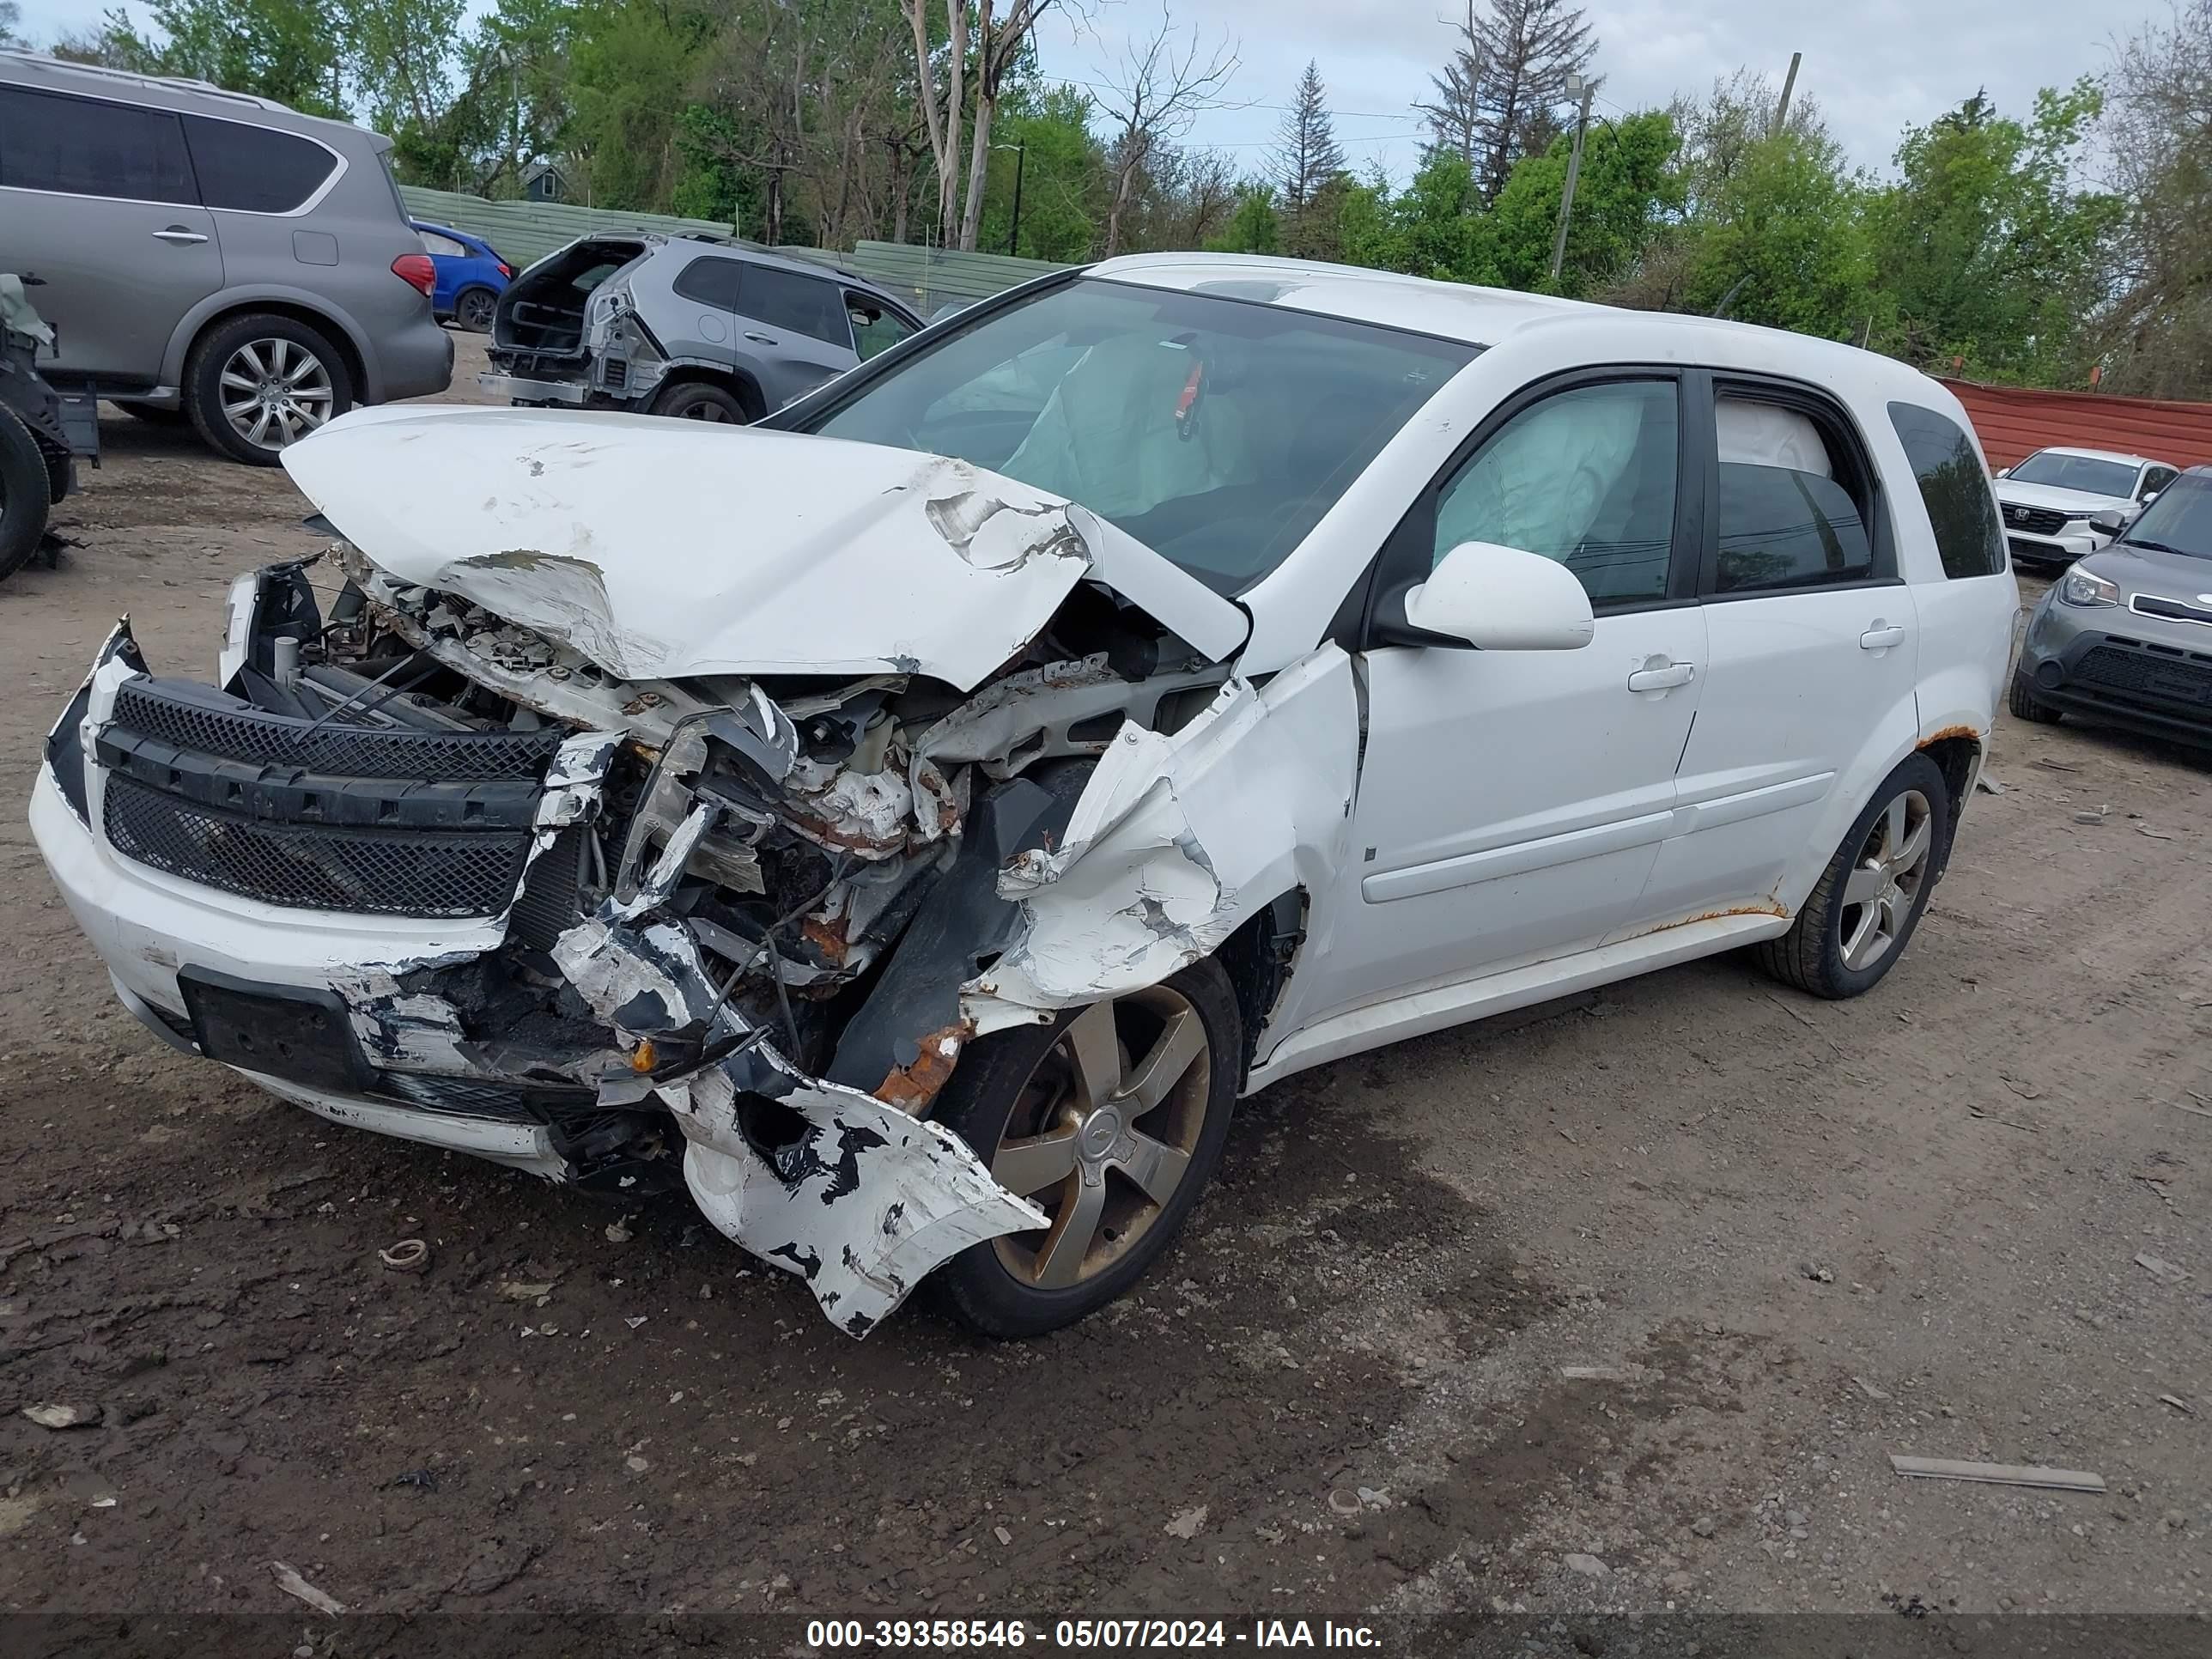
[736,264,858,407]
[0,82,222,383]
[1637,374,1921,927]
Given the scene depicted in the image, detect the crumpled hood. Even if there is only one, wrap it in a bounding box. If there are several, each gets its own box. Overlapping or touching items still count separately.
[1995,479,2128,517]
[280,404,1248,690]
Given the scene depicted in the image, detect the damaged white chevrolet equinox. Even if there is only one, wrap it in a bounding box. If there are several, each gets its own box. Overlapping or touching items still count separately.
[33,257,2017,1337]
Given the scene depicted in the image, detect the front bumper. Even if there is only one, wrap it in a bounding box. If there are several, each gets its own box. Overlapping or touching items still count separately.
[2017,593,2212,741]
[28,626,1042,1334]
[2004,528,2101,567]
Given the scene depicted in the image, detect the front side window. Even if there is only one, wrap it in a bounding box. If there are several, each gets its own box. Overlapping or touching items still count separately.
[744,266,850,348]
[2116,471,2212,561]
[847,294,913,362]
[2008,450,2138,496]
[184,116,335,213]
[802,278,1476,594]
[1887,401,2004,579]
[0,86,196,204]
[1432,380,1679,606]
[1712,398,1873,594]
[2141,466,2179,500]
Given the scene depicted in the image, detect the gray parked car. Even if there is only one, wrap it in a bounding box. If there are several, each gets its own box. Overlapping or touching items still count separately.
[0,52,453,465]
[482,233,923,422]
[2013,465,2212,744]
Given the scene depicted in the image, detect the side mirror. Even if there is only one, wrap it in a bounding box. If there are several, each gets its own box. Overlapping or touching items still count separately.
[1404,541,1595,651]
[1995,467,2010,479]
[2089,508,2127,537]
[2141,490,2160,507]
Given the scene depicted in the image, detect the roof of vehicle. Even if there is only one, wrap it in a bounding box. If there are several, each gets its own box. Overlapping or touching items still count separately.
[2019,445,2169,469]
[1087,252,1952,398]
[0,48,386,150]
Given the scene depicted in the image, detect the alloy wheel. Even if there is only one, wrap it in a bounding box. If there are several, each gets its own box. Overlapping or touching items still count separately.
[1838,788,1933,971]
[988,984,1214,1290]
[458,290,498,331]
[218,338,334,452]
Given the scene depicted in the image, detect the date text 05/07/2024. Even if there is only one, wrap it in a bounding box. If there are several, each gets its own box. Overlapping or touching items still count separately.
[804,1620,1382,1650]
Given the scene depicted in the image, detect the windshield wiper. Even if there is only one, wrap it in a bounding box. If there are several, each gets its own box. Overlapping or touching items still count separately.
[2118,537,2189,556]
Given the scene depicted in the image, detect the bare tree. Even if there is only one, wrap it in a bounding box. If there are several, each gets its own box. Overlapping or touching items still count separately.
[900,0,969,243]
[1095,7,1238,255]
[956,0,1066,251]
[1452,0,1597,203]
[1272,59,1344,216]
[1417,1,1485,163]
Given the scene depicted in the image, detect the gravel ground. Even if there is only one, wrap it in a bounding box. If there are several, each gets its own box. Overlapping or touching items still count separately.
[3,336,2209,1641]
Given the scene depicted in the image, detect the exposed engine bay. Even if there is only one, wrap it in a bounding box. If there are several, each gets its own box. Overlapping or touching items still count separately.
[39,407,1358,1334]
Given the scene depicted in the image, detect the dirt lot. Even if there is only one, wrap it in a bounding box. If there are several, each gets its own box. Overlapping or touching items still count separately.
[3,336,2210,1642]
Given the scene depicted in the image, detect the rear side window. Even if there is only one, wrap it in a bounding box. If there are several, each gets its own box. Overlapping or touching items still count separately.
[183,116,336,212]
[1887,402,2004,579]
[744,265,851,349]
[1712,398,1874,593]
[0,85,197,204]
[417,229,468,258]
[672,255,746,310]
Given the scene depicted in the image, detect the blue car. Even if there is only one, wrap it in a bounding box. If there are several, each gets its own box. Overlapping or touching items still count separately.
[410,221,513,333]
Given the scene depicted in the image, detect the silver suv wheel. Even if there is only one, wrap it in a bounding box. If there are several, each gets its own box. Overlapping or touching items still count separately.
[218,337,335,451]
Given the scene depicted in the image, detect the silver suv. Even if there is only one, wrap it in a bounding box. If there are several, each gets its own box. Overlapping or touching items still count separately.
[483,234,922,422]
[0,52,453,465]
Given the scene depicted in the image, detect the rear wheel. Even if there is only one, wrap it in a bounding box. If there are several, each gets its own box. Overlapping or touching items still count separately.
[1757,753,1951,1000]
[647,380,754,424]
[0,405,52,580]
[933,960,1241,1338]
[453,287,499,332]
[2008,670,2063,725]
[185,312,353,465]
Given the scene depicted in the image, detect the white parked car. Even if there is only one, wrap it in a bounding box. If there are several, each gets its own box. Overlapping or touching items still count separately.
[1993,446,2181,568]
[31,256,2018,1338]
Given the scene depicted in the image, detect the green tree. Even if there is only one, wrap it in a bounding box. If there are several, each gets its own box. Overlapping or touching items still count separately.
[1206,184,1279,255]
[65,0,349,117]
[568,0,716,210]
[1868,82,2119,381]
[1481,108,1682,294]
[970,84,1107,261]
[1676,125,1875,340]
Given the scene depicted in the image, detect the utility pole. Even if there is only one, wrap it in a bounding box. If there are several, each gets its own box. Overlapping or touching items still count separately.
[1007,142,1025,258]
[1773,51,1802,133]
[1548,74,1596,288]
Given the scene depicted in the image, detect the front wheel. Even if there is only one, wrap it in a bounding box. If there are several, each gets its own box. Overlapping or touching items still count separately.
[933,960,1242,1338]
[1757,753,1952,1000]
[2008,670,2063,725]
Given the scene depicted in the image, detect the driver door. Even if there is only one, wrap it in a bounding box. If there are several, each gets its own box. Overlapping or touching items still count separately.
[1308,373,1709,1023]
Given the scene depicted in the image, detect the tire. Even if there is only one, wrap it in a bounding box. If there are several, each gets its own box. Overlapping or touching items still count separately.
[1758,753,1952,1000]
[453,287,499,332]
[0,405,52,580]
[2008,670,2063,725]
[932,958,1242,1338]
[647,380,754,424]
[46,451,70,505]
[185,313,354,466]
[116,402,190,426]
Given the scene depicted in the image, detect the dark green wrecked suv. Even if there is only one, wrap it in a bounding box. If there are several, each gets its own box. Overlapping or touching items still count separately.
[2012,466,2212,744]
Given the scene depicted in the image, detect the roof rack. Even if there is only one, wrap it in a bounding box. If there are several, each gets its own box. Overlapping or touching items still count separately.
[0,49,292,112]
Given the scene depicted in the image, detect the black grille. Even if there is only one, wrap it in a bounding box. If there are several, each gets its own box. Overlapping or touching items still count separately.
[375,1072,592,1122]
[2004,504,2071,536]
[111,680,561,783]
[2133,594,2212,628]
[103,773,531,917]
[2075,642,2212,709]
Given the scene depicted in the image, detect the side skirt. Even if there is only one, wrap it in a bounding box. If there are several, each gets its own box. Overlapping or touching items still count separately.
[1243,911,1793,1093]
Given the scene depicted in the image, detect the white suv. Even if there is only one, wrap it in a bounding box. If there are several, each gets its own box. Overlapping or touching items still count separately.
[31,256,2018,1339]
[1994,446,2180,568]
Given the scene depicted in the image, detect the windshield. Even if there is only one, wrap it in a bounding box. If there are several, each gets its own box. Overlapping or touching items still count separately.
[796,278,1477,595]
[2118,471,2212,560]
[2008,452,2138,496]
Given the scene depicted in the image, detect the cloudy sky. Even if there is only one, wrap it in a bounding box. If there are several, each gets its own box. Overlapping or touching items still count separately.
[13,0,2167,180]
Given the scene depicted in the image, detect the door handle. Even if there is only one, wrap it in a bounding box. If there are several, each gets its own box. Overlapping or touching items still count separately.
[742,331,777,344]
[152,227,210,245]
[1859,624,1907,651]
[1626,661,1696,693]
